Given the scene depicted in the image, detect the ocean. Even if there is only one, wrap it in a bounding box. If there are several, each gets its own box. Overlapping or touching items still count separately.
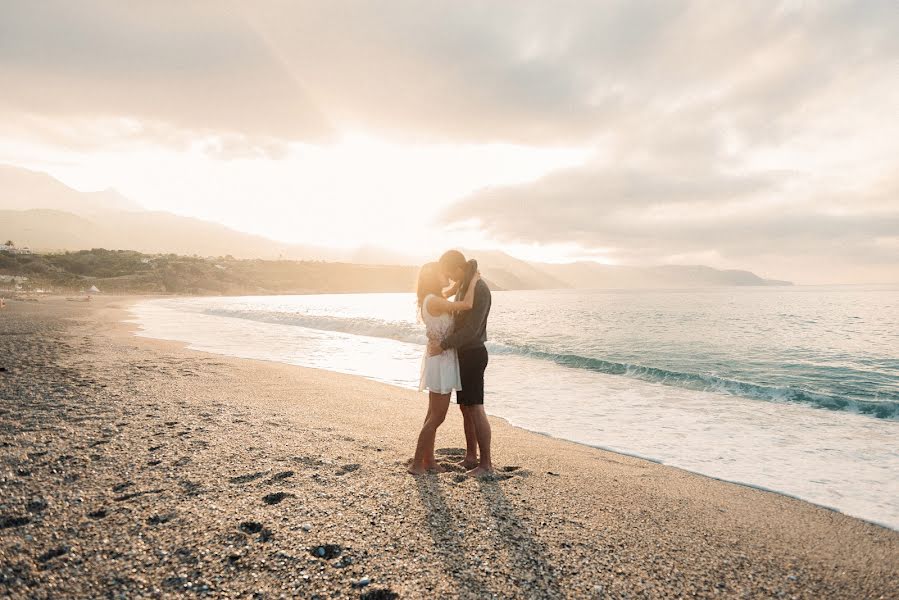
[129,286,899,529]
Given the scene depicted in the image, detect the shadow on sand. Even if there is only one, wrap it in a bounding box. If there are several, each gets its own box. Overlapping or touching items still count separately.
[414,475,492,597]
[414,464,562,598]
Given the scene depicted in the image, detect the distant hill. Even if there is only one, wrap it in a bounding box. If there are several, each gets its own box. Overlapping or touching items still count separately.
[458,249,569,291]
[0,165,346,260]
[0,165,140,215]
[1,164,792,289]
[538,261,792,288]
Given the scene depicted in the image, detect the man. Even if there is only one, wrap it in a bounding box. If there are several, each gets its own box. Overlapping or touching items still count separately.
[429,250,494,476]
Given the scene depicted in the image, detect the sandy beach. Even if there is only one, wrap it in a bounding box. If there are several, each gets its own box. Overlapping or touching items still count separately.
[0,297,896,599]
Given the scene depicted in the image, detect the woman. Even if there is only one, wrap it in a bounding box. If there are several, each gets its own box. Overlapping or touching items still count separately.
[408,262,480,475]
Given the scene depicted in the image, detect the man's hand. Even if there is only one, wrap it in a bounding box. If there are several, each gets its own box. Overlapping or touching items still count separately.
[428,341,444,356]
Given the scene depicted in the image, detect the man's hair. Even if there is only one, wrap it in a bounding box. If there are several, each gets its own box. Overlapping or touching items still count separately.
[438,249,467,271]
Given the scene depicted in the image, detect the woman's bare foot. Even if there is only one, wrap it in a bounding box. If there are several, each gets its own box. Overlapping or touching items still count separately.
[407,464,429,475]
[428,464,450,473]
[466,465,495,478]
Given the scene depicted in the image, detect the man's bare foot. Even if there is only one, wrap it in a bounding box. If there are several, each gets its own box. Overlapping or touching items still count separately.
[408,464,428,475]
[461,456,479,470]
[466,465,495,478]
[428,464,450,473]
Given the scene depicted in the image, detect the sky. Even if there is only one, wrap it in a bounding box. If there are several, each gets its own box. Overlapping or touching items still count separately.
[1,1,897,283]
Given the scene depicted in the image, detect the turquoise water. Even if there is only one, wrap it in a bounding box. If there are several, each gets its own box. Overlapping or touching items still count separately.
[131,286,899,528]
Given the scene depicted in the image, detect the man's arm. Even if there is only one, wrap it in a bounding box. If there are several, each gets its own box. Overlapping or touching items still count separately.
[440,282,490,351]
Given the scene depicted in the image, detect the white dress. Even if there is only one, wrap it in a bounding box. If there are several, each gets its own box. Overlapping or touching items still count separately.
[419,294,462,394]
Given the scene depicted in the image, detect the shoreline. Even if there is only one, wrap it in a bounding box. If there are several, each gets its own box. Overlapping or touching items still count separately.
[1,296,896,598]
[128,295,899,533]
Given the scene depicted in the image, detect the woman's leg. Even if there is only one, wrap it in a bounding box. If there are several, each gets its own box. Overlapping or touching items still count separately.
[409,391,451,475]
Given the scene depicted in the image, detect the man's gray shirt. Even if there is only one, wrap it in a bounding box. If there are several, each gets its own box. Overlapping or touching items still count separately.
[440,279,492,353]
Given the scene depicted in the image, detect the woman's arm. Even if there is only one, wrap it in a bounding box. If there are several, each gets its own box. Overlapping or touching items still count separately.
[426,273,481,315]
[442,280,461,298]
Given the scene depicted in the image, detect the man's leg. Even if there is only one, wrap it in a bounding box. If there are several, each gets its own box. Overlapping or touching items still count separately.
[466,405,493,476]
[459,405,479,469]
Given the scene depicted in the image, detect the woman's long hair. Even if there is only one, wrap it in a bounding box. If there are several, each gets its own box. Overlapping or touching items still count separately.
[416,262,444,318]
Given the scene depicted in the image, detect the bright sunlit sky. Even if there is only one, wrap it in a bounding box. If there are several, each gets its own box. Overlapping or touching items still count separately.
[2,1,898,282]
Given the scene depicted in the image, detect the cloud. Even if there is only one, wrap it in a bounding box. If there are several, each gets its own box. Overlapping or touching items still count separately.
[0,1,331,146]
[442,160,899,282]
[3,1,894,146]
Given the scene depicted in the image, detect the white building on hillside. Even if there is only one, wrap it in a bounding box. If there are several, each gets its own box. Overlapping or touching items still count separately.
[0,245,34,255]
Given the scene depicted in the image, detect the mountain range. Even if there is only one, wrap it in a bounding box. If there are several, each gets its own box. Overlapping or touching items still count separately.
[1,164,791,288]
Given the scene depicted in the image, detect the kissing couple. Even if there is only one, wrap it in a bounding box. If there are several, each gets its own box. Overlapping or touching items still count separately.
[408,250,493,477]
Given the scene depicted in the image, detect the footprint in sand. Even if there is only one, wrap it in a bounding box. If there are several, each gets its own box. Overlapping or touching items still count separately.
[435,447,466,457]
[179,480,203,496]
[361,589,399,600]
[437,461,466,473]
[146,512,176,525]
[229,471,267,484]
[37,545,70,564]
[262,492,292,505]
[87,508,107,519]
[239,521,262,534]
[335,464,360,476]
[309,544,342,559]
[237,521,274,542]
[0,515,31,529]
[112,481,133,493]
[114,489,163,502]
[267,470,295,483]
[26,498,48,513]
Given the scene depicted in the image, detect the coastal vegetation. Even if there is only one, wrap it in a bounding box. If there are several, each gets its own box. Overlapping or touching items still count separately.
[0,248,417,295]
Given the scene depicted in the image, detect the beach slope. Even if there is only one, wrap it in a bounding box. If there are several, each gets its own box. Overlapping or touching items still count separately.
[0,298,896,598]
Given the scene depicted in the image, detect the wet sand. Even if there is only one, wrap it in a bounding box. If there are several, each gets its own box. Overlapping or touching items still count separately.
[0,297,896,599]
